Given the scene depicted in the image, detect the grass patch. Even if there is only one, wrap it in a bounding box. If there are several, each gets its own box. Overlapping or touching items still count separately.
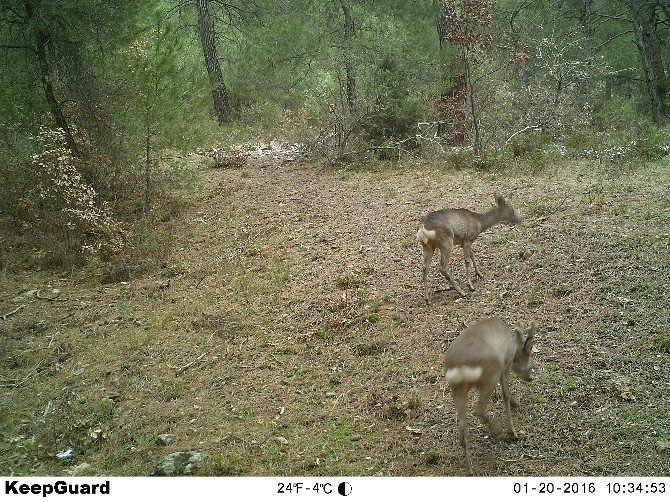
[353,340,387,356]
[2,157,669,477]
[335,271,365,289]
[656,336,670,354]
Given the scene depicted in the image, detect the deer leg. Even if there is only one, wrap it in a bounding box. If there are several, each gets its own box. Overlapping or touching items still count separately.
[437,235,466,297]
[473,379,498,435]
[421,243,435,304]
[471,247,484,279]
[463,243,476,291]
[464,243,483,281]
[500,372,518,439]
[452,387,473,475]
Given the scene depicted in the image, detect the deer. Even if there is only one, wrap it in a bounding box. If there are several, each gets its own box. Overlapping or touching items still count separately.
[416,194,520,303]
[443,318,537,475]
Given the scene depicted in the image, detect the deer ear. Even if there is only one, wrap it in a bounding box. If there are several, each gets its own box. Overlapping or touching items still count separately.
[523,335,535,354]
[513,323,524,347]
[495,194,505,207]
[524,322,537,354]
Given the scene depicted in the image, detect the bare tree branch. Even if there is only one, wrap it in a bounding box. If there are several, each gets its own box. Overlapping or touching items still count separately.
[1,4,27,21]
[0,43,35,53]
[505,125,541,145]
[593,30,634,51]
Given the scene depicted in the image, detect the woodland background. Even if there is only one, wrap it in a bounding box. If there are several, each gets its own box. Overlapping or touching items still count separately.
[1,0,669,477]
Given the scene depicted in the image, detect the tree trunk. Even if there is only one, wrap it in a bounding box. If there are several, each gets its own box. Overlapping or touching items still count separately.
[577,0,595,103]
[24,0,80,157]
[630,1,667,123]
[339,0,356,113]
[144,116,152,214]
[578,0,595,38]
[463,48,481,155]
[195,0,230,125]
[436,0,466,144]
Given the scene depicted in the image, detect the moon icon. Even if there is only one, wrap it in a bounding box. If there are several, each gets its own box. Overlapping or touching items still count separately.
[337,481,352,496]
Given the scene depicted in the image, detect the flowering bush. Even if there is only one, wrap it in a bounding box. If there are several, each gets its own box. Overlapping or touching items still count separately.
[19,128,125,258]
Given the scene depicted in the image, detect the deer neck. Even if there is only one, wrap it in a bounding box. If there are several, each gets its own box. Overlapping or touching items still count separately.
[477,207,500,233]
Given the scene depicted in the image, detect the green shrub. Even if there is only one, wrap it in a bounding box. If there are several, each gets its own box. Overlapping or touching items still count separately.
[442,148,475,170]
[632,123,669,160]
[593,97,638,132]
[510,134,538,158]
[14,128,125,266]
[360,55,423,145]
[564,128,600,156]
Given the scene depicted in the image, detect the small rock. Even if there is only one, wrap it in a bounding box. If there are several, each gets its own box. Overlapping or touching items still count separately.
[325,392,336,398]
[656,440,670,452]
[157,434,176,446]
[68,463,93,476]
[12,289,38,303]
[56,447,74,460]
[89,428,104,440]
[274,436,289,445]
[106,392,121,403]
[149,451,208,476]
[349,434,362,441]
[519,249,533,260]
[406,426,423,436]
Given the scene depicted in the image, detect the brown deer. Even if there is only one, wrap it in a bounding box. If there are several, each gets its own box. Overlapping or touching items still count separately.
[444,318,537,475]
[416,194,520,302]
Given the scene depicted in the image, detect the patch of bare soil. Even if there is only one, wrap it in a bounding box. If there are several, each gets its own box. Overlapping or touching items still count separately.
[1,151,669,476]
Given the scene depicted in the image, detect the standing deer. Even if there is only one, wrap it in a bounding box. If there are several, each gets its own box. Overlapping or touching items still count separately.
[444,318,537,475]
[416,194,520,302]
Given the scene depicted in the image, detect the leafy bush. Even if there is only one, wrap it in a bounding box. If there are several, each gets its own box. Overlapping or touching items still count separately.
[16,128,125,264]
[592,97,638,132]
[508,132,550,158]
[564,128,602,157]
[360,55,423,145]
[632,123,669,160]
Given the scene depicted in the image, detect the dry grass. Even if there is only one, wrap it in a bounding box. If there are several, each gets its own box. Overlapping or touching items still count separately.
[1,154,669,476]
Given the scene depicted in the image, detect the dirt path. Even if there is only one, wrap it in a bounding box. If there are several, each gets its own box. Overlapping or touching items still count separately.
[1,152,669,476]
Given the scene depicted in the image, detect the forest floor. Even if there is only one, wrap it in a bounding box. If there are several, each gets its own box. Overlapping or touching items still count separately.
[1,149,669,477]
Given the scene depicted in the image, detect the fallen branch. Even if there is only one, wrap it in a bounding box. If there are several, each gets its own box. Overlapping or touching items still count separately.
[504,125,541,145]
[194,274,208,289]
[0,359,45,388]
[1,305,24,320]
[175,352,207,376]
[337,144,396,159]
[58,312,75,323]
[36,289,62,301]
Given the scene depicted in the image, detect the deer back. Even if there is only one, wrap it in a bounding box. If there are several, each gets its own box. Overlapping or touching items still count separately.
[421,208,483,243]
[444,318,516,386]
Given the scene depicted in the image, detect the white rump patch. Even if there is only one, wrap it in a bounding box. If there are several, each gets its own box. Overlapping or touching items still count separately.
[416,225,436,245]
[445,366,483,384]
